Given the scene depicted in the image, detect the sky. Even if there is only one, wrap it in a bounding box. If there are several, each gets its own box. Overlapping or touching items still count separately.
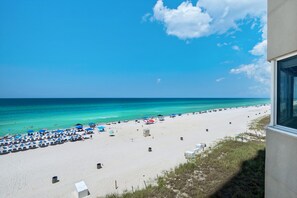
[0,0,269,98]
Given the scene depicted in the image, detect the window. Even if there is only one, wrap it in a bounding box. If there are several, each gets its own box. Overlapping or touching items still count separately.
[277,55,297,129]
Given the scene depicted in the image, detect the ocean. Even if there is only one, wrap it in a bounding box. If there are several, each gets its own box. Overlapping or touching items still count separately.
[0,98,269,136]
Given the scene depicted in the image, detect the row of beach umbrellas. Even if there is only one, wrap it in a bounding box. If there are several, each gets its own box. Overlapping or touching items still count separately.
[25,123,106,135]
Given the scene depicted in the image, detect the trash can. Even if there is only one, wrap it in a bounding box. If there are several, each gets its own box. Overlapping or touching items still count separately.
[148,147,152,152]
[97,163,102,169]
[52,176,58,184]
[180,137,183,141]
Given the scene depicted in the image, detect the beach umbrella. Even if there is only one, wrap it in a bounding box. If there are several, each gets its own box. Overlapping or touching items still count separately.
[15,134,22,139]
[89,123,96,128]
[75,125,83,129]
[27,130,34,136]
[98,126,105,132]
[85,128,93,131]
[57,129,64,133]
[148,119,155,124]
[39,129,46,135]
[75,123,83,129]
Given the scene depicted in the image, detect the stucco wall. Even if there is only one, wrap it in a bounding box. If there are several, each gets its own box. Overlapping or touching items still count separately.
[266,127,297,198]
[268,0,297,60]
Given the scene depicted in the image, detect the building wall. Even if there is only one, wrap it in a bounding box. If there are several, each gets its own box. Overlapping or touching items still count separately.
[267,0,297,197]
[268,0,297,60]
[266,127,297,198]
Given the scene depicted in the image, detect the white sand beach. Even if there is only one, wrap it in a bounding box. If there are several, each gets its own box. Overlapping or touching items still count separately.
[0,105,270,198]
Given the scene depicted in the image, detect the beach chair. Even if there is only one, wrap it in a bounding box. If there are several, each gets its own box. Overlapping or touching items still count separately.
[109,130,115,136]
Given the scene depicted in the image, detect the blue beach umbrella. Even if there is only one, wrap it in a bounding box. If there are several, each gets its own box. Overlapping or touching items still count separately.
[57,129,64,133]
[75,125,83,129]
[89,122,96,128]
[27,130,34,136]
[98,126,105,132]
[15,134,22,139]
[85,128,93,131]
[39,129,46,135]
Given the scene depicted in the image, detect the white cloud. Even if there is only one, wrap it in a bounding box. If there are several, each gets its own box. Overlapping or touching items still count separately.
[217,42,228,47]
[232,45,240,51]
[230,57,271,86]
[230,14,270,94]
[249,40,267,56]
[216,77,225,82]
[152,0,212,39]
[152,0,266,40]
[231,64,255,76]
[197,0,266,34]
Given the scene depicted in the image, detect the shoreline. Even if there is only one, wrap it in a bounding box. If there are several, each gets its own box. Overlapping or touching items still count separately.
[0,104,270,198]
[0,103,270,138]
[0,98,270,135]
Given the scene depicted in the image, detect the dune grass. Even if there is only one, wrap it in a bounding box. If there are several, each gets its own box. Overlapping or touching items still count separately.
[249,116,270,131]
[106,116,270,198]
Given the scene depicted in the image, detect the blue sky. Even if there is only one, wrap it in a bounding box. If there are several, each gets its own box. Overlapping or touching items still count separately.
[0,0,269,98]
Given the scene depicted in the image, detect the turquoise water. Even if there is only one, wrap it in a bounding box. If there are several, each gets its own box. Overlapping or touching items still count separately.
[0,98,269,136]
